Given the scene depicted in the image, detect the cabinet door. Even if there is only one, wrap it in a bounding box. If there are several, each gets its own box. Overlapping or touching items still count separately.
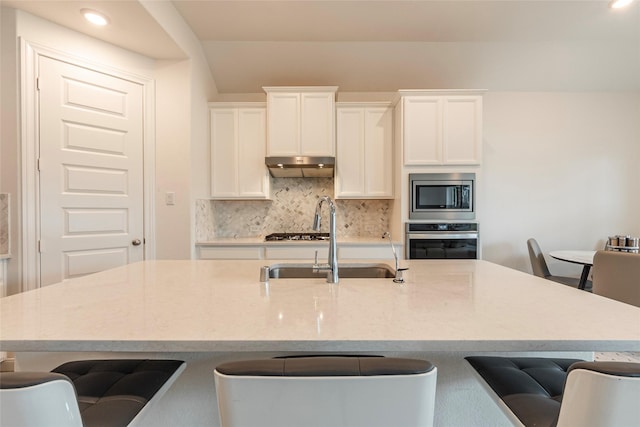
[336,105,393,199]
[338,245,395,259]
[237,108,268,197]
[364,107,393,197]
[211,105,269,199]
[336,108,365,197]
[198,246,264,260]
[265,246,328,260]
[300,92,335,156]
[267,92,300,155]
[403,97,441,165]
[442,96,482,164]
[211,108,238,197]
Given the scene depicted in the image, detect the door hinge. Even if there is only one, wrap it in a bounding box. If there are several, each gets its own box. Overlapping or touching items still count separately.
[36,77,40,91]
[38,240,44,253]
[37,158,41,171]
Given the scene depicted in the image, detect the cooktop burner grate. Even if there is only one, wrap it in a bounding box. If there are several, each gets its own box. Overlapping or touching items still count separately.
[264,232,330,241]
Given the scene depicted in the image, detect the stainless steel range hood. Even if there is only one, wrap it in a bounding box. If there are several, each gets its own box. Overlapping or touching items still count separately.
[265,156,335,178]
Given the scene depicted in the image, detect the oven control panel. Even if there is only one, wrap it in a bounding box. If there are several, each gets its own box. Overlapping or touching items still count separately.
[406,223,478,233]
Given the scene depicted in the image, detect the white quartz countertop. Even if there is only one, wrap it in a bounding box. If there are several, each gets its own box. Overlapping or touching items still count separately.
[1,259,639,353]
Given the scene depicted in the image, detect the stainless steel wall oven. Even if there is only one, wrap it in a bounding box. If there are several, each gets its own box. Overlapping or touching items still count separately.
[406,223,479,259]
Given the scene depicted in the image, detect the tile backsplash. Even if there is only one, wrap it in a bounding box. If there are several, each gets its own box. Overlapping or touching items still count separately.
[0,193,9,255]
[196,178,391,240]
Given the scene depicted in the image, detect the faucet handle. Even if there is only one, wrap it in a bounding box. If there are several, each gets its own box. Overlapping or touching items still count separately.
[394,267,408,284]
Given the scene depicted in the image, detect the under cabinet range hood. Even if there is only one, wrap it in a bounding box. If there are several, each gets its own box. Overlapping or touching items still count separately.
[265,156,335,178]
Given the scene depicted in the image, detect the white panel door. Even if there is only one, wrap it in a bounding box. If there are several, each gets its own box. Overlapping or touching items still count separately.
[38,56,144,286]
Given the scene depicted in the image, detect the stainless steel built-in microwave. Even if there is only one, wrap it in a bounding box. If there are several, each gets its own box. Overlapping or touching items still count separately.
[409,173,475,220]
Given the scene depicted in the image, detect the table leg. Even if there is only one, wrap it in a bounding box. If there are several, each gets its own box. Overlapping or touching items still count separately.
[578,265,592,290]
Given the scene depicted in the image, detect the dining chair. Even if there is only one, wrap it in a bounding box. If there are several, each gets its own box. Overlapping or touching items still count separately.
[526,238,592,290]
[592,250,640,307]
[214,355,437,427]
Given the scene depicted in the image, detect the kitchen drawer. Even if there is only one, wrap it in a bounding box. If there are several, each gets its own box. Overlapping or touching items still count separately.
[265,246,329,260]
[338,245,395,260]
[198,246,264,260]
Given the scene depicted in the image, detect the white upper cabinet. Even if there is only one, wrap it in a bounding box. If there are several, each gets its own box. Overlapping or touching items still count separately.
[335,103,394,199]
[398,90,484,165]
[210,103,270,199]
[264,87,338,156]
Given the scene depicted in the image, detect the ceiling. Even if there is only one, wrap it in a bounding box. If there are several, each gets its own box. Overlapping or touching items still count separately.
[3,0,640,93]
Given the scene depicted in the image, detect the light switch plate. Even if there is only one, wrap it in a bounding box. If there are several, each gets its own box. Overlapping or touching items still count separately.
[165,192,175,205]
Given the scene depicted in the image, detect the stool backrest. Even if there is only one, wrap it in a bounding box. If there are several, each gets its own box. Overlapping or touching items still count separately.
[0,372,83,427]
[214,356,437,427]
[557,361,640,427]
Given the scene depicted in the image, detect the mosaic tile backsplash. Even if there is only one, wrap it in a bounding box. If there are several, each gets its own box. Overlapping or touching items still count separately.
[196,178,391,240]
[0,194,9,254]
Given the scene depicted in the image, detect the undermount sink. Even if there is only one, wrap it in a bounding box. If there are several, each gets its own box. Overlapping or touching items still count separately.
[267,263,395,279]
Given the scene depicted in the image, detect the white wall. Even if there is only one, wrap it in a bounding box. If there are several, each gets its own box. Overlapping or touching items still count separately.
[140,0,217,259]
[153,59,192,259]
[481,91,640,276]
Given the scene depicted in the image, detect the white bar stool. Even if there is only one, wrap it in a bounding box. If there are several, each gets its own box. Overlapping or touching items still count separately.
[214,355,437,427]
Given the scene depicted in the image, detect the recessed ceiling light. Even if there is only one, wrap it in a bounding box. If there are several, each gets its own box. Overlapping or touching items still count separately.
[81,9,109,26]
[609,0,634,9]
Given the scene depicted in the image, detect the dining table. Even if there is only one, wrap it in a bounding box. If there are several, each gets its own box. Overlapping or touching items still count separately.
[549,250,596,291]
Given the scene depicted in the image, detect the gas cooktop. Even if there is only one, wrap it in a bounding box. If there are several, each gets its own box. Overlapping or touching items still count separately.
[264,233,330,242]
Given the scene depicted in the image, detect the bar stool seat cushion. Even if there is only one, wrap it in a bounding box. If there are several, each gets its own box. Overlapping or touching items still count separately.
[52,359,185,427]
[216,355,434,377]
[465,356,583,426]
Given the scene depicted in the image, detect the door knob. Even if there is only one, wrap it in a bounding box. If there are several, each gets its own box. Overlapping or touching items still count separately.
[132,239,142,246]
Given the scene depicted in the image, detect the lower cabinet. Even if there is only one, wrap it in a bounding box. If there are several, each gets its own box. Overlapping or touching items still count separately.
[265,246,329,260]
[339,245,394,260]
[197,243,398,261]
[198,246,264,260]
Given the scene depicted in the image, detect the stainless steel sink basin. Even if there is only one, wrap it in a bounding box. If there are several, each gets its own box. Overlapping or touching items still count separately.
[267,263,395,279]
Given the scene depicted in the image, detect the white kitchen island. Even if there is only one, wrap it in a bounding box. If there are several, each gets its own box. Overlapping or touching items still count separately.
[2,259,639,426]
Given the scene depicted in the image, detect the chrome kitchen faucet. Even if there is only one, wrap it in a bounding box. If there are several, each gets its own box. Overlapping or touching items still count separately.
[312,196,339,283]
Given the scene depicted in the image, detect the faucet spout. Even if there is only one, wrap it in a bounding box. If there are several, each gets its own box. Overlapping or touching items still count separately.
[313,196,339,283]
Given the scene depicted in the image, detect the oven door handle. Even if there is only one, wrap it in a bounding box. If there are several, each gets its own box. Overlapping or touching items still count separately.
[407,233,479,239]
